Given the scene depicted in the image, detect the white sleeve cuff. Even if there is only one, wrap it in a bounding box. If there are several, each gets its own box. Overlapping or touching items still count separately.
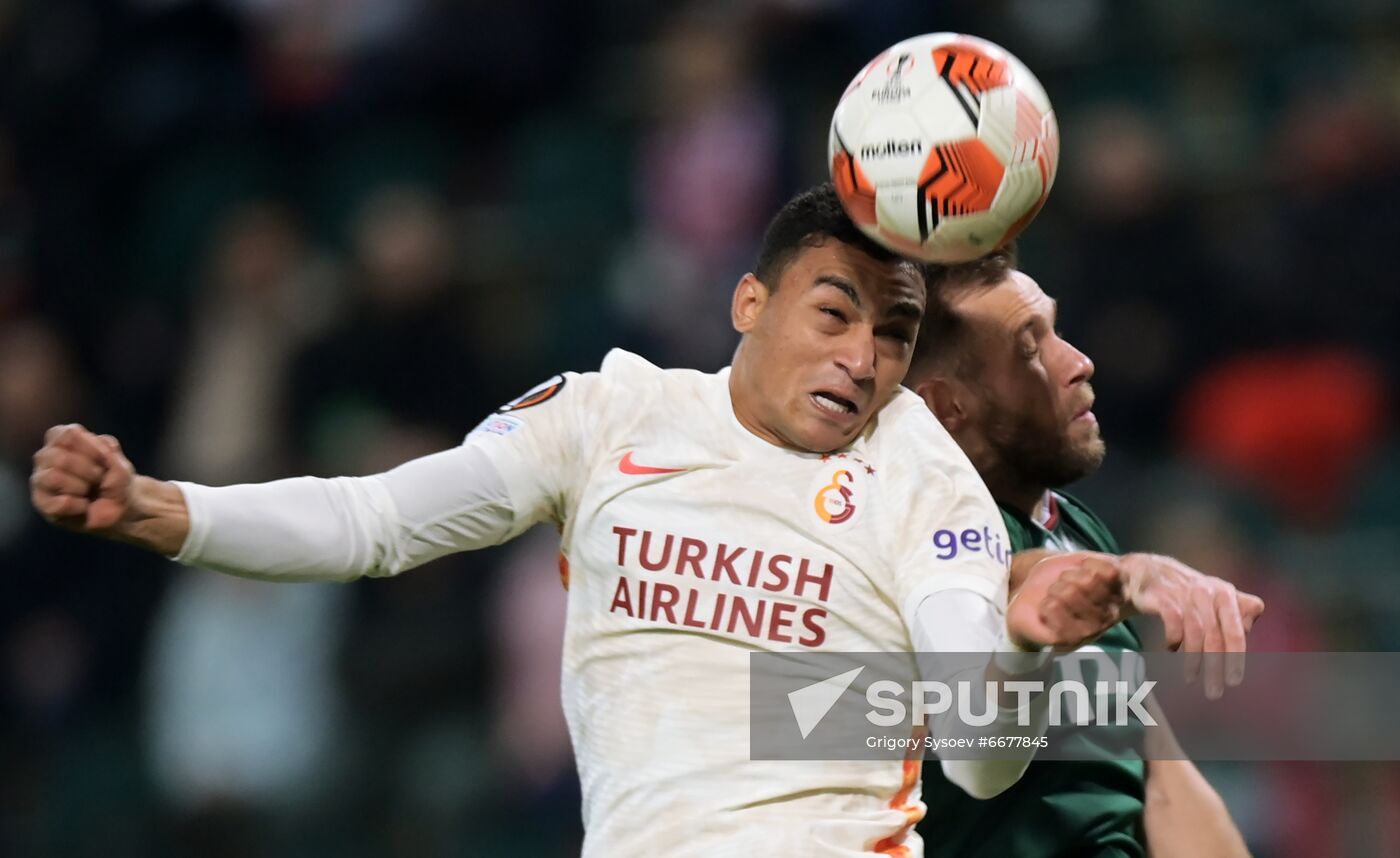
[170,480,207,564]
[901,571,1005,641]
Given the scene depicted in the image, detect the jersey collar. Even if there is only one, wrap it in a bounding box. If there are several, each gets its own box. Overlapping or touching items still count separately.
[1030,491,1060,532]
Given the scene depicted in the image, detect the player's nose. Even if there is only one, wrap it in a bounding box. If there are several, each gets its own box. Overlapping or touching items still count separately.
[834,328,877,383]
[1059,337,1094,387]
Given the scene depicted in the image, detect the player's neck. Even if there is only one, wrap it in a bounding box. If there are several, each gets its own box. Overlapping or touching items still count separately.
[981,466,1044,519]
[727,366,792,450]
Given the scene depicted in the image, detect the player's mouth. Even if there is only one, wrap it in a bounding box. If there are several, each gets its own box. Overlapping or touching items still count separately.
[1071,399,1096,425]
[811,391,860,419]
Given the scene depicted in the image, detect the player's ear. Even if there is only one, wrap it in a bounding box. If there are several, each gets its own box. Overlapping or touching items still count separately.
[913,376,967,432]
[731,273,770,334]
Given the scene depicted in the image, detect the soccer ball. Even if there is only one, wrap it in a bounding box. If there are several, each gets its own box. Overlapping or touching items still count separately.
[829,33,1059,263]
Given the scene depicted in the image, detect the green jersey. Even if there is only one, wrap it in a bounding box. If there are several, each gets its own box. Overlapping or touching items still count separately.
[918,491,1146,858]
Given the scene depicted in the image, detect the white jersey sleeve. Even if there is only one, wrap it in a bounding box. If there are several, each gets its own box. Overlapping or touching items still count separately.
[458,363,618,533]
[172,355,627,582]
[876,391,1013,628]
[872,392,1046,799]
[912,588,1051,799]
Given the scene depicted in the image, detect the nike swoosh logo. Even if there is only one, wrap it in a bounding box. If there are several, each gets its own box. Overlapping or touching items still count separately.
[618,451,687,476]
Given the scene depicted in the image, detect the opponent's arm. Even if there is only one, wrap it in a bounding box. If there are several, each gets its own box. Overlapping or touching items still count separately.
[1008,549,1266,698]
[1143,760,1250,857]
[1142,699,1251,857]
[1119,552,1264,698]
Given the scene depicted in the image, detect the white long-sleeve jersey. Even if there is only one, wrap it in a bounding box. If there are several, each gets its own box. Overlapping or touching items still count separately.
[173,349,1038,857]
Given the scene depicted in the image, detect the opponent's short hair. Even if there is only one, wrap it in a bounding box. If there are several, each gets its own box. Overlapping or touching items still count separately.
[907,243,1019,382]
[753,183,907,287]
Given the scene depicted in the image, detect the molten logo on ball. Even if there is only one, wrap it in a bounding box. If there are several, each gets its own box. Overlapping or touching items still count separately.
[830,32,1059,263]
[859,139,924,160]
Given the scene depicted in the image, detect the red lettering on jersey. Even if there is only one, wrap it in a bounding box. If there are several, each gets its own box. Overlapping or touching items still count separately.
[746,549,766,588]
[768,602,795,643]
[794,560,835,602]
[681,589,708,629]
[764,554,793,593]
[639,531,674,571]
[609,577,635,616]
[604,526,839,646]
[651,583,680,623]
[729,596,766,638]
[709,593,728,630]
[612,526,637,566]
[799,608,828,647]
[676,537,707,578]
[712,543,744,585]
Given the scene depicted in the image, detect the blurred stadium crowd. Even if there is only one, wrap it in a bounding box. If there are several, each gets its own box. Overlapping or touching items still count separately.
[1,0,1399,856]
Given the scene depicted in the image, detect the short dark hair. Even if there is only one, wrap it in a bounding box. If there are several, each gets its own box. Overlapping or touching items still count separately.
[753,183,906,287]
[907,243,1019,383]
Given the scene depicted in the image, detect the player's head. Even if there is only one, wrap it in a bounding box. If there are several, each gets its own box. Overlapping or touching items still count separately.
[904,245,1104,498]
[729,183,925,454]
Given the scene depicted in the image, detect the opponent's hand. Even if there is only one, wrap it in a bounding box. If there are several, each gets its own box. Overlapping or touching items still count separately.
[1006,553,1127,652]
[1120,553,1265,699]
[30,423,137,533]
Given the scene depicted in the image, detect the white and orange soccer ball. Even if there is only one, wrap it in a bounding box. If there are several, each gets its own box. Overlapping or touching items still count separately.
[829,33,1059,263]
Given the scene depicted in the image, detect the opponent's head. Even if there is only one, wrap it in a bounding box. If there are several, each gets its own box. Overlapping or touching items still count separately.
[730,184,925,454]
[905,246,1104,502]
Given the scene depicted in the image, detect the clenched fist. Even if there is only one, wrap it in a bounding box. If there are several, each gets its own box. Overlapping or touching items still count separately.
[1007,549,1266,699]
[30,424,136,531]
[30,424,189,554]
[1007,553,1127,652]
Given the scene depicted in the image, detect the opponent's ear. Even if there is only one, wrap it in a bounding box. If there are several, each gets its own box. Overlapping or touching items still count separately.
[731,273,771,334]
[913,375,969,433]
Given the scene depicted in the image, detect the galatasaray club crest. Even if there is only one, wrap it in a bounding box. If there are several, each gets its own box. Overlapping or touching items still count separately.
[809,454,873,529]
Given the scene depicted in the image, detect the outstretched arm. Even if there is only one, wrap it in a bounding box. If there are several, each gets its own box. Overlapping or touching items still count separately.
[30,423,525,582]
[1010,549,1266,697]
[32,369,603,578]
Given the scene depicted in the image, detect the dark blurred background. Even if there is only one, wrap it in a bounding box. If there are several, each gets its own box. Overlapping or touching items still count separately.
[1,0,1398,855]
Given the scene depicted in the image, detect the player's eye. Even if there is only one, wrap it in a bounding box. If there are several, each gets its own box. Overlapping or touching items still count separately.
[820,306,847,323]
